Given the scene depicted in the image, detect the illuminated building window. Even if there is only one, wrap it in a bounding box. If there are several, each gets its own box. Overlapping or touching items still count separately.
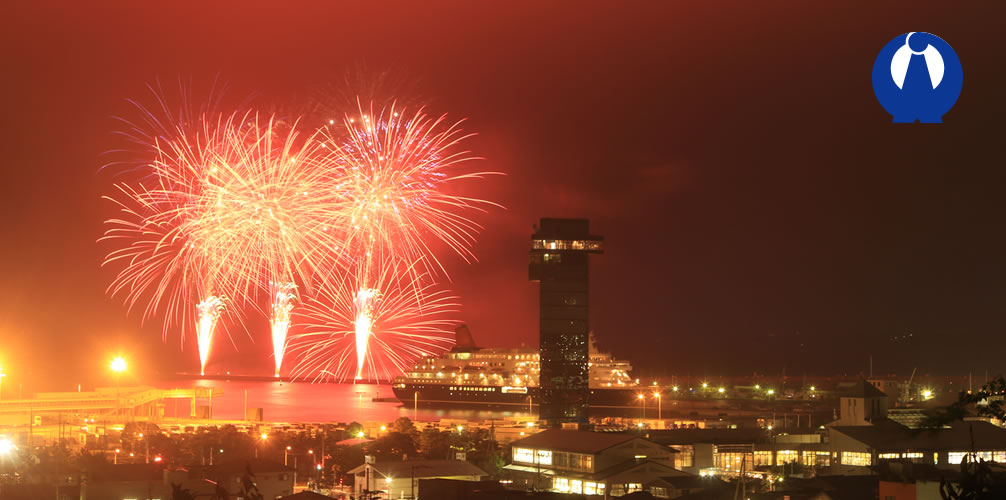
[776,450,798,464]
[672,445,694,468]
[879,453,901,460]
[553,477,570,492]
[949,451,994,464]
[626,483,643,493]
[584,482,600,495]
[513,448,534,464]
[841,452,872,466]
[754,450,773,467]
[536,450,553,465]
[570,480,583,494]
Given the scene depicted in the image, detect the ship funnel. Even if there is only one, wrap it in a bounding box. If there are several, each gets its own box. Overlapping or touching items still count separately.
[454,324,478,351]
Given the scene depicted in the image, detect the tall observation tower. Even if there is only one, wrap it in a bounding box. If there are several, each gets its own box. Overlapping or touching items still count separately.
[528,218,603,427]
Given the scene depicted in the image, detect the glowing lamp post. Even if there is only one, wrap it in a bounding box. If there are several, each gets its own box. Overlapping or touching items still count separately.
[654,391,662,420]
[285,445,291,466]
[0,438,16,456]
[257,433,268,458]
[110,356,127,416]
[637,393,645,419]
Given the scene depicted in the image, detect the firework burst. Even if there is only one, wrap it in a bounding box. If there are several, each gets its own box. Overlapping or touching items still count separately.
[320,100,501,277]
[102,109,343,373]
[287,255,458,382]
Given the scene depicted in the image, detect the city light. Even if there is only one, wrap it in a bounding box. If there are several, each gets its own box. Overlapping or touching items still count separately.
[0,438,15,455]
[356,431,365,438]
[672,386,679,392]
[380,425,387,432]
[385,477,393,484]
[717,387,725,394]
[260,433,268,440]
[457,425,465,432]
[922,389,934,400]
[767,389,775,395]
[109,356,127,373]
[701,382,708,388]
[637,393,645,400]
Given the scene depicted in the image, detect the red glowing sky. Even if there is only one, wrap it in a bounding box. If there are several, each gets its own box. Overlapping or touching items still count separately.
[2,2,1006,390]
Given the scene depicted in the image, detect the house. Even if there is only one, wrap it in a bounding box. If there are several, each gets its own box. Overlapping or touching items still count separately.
[828,417,1006,472]
[832,380,888,426]
[502,429,692,497]
[349,458,487,499]
[81,463,169,500]
[172,458,295,499]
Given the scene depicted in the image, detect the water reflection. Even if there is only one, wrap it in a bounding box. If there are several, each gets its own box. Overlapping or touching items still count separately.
[157,379,533,423]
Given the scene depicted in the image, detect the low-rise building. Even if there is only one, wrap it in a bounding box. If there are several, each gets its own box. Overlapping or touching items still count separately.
[502,429,692,497]
[349,459,487,499]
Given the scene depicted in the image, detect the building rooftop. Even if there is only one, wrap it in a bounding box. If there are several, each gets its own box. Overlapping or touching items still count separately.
[206,458,291,476]
[646,428,769,446]
[349,459,486,479]
[842,380,888,398]
[832,418,1006,451]
[279,492,335,500]
[510,429,639,454]
[89,463,164,482]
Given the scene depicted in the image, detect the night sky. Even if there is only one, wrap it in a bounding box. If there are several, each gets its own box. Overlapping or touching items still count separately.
[2,2,1005,391]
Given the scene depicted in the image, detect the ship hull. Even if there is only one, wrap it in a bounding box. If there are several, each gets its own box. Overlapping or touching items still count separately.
[392,383,642,408]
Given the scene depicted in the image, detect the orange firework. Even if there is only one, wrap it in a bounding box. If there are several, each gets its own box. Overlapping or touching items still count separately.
[320,100,502,277]
[102,110,343,374]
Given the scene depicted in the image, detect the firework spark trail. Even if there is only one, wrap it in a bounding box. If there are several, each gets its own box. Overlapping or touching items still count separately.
[288,255,458,382]
[196,295,226,375]
[352,287,378,379]
[269,281,298,377]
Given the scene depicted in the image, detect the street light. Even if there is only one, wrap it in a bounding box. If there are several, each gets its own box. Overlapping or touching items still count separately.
[256,433,268,458]
[0,438,16,456]
[110,356,127,417]
[114,448,121,464]
[285,445,291,466]
[654,392,662,420]
[637,393,645,419]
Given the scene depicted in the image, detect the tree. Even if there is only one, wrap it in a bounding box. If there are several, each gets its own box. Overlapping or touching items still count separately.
[366,432,417,460]
[419,428,451,459]
[390,417,418,437]
[330,445,365,485]
[929,377,1006,499]
[346,422,365,438]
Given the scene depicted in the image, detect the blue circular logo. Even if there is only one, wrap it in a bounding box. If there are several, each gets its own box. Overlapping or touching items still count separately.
[872,32,962,123]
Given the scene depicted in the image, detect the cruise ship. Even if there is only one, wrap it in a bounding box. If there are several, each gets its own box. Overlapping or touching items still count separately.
[392,326,641,407]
